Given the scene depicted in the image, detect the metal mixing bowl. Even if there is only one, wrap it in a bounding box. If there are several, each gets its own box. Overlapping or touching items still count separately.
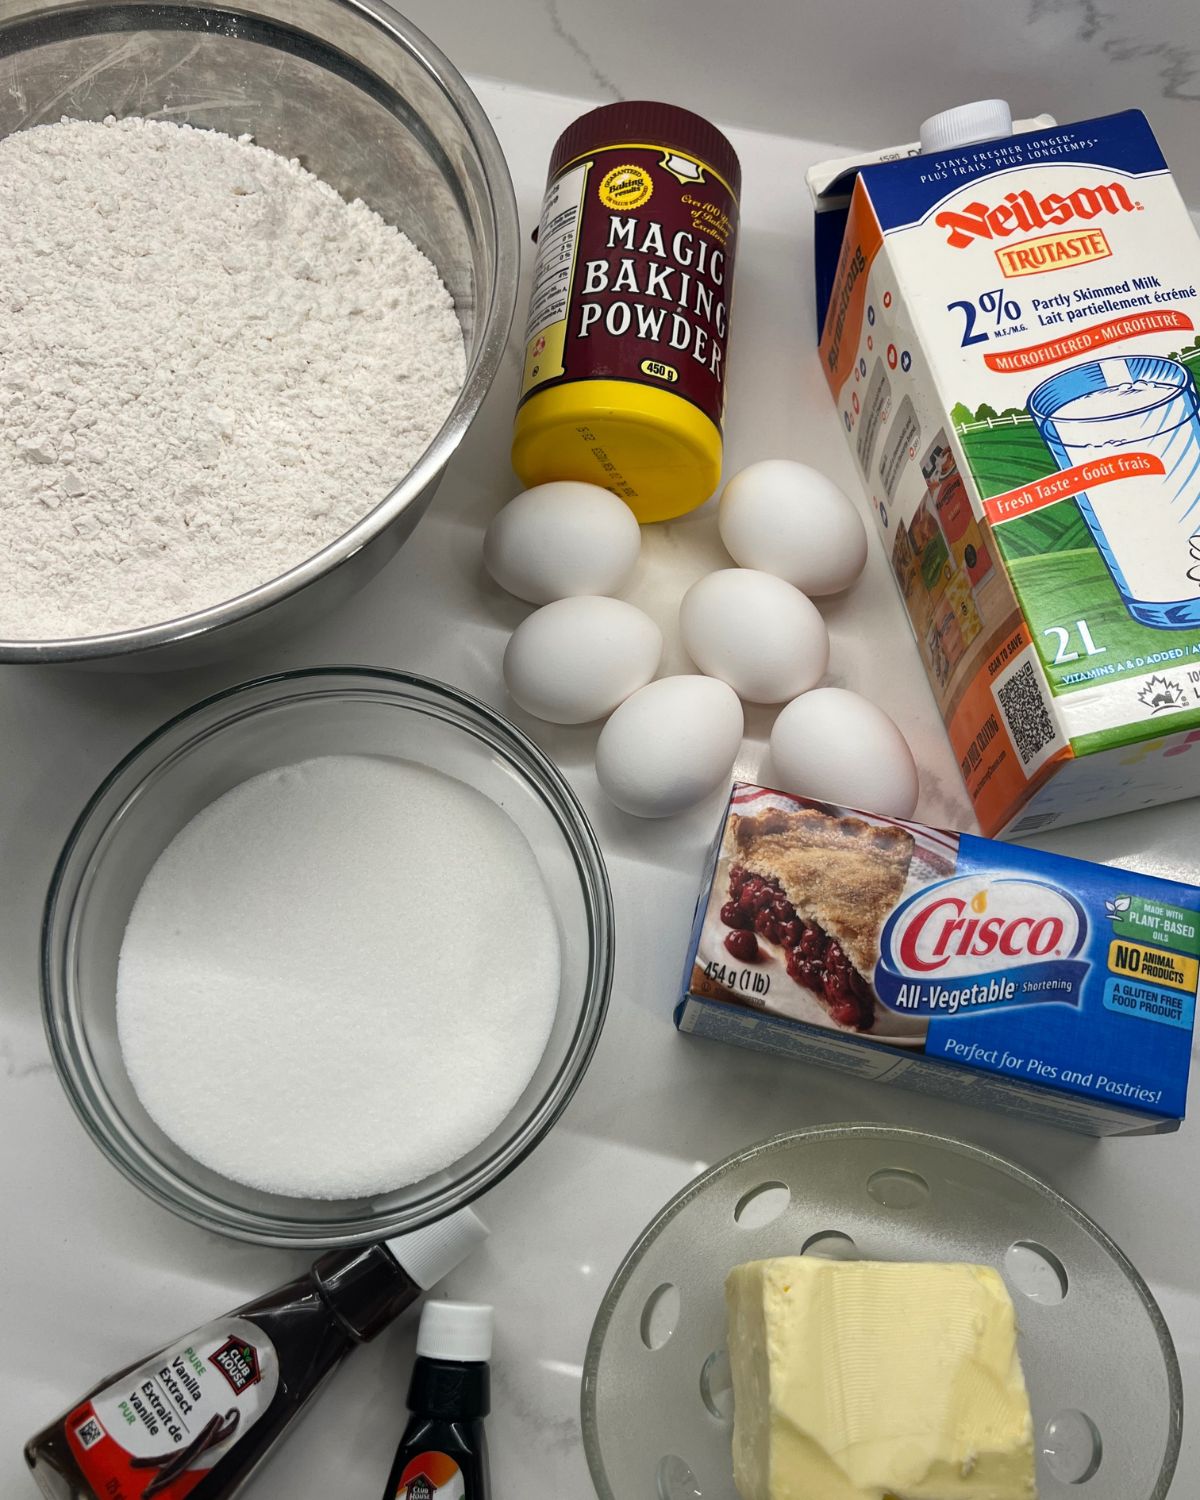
[0,0,519,666]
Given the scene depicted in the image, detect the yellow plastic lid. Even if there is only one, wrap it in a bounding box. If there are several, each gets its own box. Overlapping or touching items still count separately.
[512,380,722,524]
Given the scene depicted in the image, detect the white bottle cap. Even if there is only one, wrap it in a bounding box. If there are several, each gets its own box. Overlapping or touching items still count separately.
[416,1300,495,1363]
[920,100,1013,154]
[385,1206,488,1289]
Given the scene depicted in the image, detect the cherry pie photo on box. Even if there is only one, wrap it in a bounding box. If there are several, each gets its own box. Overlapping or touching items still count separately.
[690,789,954,1046]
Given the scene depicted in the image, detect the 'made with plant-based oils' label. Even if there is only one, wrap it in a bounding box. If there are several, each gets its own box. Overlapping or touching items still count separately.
[810,110,1200,836]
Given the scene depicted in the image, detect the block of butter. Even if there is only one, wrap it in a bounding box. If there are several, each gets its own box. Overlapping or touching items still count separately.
[725,1257,1037,1500]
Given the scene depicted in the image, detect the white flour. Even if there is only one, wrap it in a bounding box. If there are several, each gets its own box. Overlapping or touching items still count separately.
[117,756,561,1200]
[0,117,465,639]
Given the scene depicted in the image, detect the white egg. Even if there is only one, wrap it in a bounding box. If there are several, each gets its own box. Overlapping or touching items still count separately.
[483,481,641,604]
[768,687,919,817]
[596,676,744,818]
[719,459,868,595]
[679,569,829,705]
[503,597,662,725]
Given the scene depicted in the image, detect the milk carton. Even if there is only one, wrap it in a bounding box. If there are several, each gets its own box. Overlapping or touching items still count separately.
[810,110,1200,836]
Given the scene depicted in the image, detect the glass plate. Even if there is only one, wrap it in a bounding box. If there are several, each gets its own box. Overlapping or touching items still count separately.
[582,1123,1181,1500]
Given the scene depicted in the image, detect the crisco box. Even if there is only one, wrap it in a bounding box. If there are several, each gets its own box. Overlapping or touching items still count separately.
[676,784,1198,1135]
[809,110,1200,837]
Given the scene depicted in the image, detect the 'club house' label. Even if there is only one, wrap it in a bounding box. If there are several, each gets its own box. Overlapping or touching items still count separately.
[209,1339,261,1395]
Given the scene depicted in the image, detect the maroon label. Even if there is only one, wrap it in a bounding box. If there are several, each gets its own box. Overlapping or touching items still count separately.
[520,143,739,431]
[208,1339,261,1395]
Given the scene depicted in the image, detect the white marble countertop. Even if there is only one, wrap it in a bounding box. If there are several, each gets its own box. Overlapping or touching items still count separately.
[2,78,1197,1500]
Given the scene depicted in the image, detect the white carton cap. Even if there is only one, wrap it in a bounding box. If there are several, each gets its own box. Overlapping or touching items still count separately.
[385,1206,488,1289]
[920,100,1013,154]
[417,1300,495,1362]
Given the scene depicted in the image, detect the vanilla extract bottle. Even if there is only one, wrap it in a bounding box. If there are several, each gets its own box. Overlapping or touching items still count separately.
[25,1209,486,1500]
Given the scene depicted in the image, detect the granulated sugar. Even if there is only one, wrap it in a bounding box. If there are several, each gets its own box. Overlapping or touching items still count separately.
[0,117,465,639]
[116,757,560,1200]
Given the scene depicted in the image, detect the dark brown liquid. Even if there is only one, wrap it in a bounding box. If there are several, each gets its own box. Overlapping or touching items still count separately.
[27,1246,417,1500]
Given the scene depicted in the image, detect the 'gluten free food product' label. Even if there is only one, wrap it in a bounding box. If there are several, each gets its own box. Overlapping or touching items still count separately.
[65,1317,278,1498]
[396,1451,464,1499]
[519,142,739,433]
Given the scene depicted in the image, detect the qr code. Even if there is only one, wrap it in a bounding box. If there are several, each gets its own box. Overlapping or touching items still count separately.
[74,1416,104,1450]
[995,657,1061,771]
[1011,811,1059,833]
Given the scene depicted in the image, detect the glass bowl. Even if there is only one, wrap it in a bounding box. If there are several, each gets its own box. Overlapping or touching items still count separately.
[42,668,613,1245]
[582,1124,1181,1500]
[0,0,518,666]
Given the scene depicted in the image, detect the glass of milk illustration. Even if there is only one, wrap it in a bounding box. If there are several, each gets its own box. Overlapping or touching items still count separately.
[1028,354,1200,627]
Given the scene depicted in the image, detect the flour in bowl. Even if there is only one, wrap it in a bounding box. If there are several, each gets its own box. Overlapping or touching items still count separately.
[0,117,465,639]
[116,756,561,1200]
